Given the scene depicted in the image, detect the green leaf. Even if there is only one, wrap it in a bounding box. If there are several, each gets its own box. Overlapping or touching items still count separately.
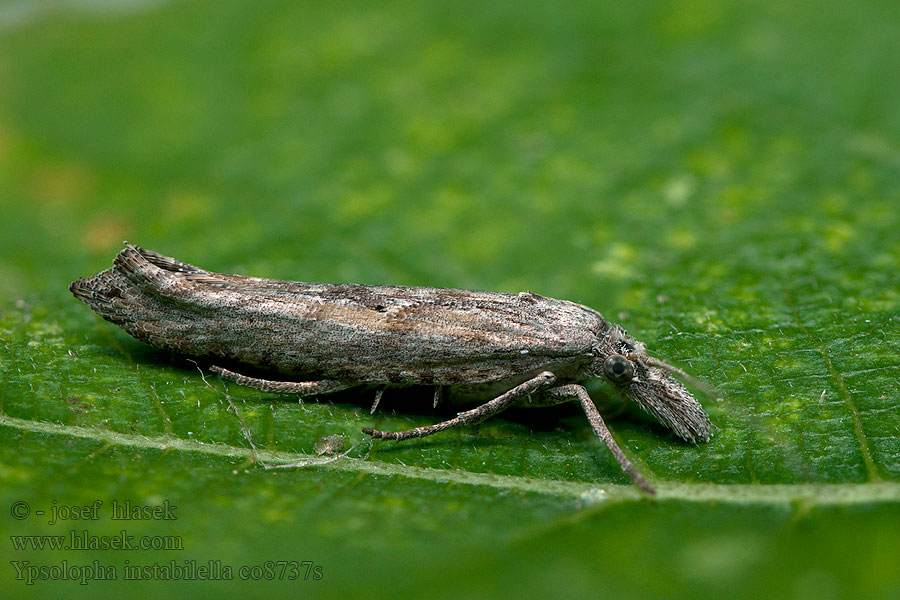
[1,0,898,598]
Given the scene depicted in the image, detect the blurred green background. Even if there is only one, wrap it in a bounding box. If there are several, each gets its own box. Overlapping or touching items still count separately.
[1,0,899,598]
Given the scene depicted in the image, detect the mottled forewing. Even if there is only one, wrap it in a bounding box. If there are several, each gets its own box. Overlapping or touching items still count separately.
[71,247,606,386]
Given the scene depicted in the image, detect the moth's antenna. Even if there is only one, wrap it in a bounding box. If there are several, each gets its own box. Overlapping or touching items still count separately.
[644,356,722,400]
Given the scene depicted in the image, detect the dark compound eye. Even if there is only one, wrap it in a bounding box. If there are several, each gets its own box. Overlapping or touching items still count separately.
[603,354,634,384]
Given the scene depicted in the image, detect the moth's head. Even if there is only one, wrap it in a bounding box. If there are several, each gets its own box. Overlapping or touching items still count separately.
[592,326,713,444]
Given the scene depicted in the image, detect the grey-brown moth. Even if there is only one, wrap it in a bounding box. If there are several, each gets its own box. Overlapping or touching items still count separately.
[70,244,714,494]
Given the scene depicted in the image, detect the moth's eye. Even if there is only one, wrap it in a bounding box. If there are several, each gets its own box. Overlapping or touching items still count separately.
[603,354,634,384]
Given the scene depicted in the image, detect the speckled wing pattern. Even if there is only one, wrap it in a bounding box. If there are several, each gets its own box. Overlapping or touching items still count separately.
[70,245,608,387]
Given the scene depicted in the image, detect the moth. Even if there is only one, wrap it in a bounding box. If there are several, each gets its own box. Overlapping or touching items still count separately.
[70,244,714,494]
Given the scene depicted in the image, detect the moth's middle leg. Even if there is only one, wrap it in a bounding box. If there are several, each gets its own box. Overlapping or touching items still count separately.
[362,371,557,441]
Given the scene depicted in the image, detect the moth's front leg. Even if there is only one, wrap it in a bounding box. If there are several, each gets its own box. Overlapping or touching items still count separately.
[362,371,557,441]
[545,384,655,495]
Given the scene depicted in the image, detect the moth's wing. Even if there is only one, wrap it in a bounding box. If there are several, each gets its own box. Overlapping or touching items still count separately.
[187,283,606,385]
[132,245,204,274]
[72,245,604,385]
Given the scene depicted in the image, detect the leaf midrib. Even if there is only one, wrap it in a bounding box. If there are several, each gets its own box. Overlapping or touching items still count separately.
[2,412,899,505]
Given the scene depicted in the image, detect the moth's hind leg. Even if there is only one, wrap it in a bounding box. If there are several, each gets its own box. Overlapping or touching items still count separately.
[362,371,556,441]
[545,384,655,495]
[210,365,347,396]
